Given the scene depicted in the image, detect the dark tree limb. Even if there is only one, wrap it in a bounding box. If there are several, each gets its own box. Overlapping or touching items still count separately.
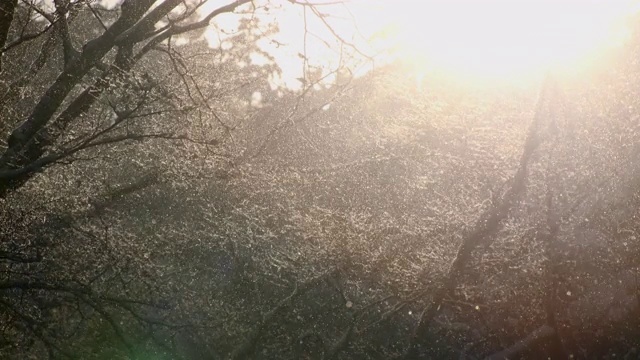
[87,170,161,217]
[0,94,148,186]
[323,323,354,360]
[0,0,155,164]
[0,251,42,263]
[404,76,555,359]
[115,0,185,45]
[0,298,76,359]
[0,0,248,198]
[0,128,215,183]
[85,2,108,31]
[78,297,136,358]
[53,0,80,67]
[134,0,252,62]
[229,270,337,360]
[0,22,56,55]
[483,325,555,360]
[0,31,57,115]
[539,78,569,358]
[0,0,18,71]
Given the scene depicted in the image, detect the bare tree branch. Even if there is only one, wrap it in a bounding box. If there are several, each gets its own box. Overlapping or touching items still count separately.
[483,325,555,360]
[53,0,80,66]
[0,0,18,65]
[0,22,55,55]
[0,31,57,113]
[1,0,155,158]
[229,270,338,359]
[135,0,252,62]
[404,75,555,359]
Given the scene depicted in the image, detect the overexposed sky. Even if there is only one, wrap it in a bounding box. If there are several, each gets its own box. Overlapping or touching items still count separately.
[202,0,640,87]
[37,0,640,87]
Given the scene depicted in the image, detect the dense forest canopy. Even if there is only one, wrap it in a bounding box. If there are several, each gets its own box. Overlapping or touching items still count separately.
[2,0,640,359]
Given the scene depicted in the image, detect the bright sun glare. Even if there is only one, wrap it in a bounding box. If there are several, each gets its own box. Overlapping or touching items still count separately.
[365,0,640,81]
[204,0,640,87]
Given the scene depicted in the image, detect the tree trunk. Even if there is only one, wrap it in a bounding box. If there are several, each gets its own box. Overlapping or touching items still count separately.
[404,75,554,359]
[0,0,18,72]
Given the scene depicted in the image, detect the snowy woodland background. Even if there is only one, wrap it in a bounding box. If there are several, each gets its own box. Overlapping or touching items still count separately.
[1,1,640,359]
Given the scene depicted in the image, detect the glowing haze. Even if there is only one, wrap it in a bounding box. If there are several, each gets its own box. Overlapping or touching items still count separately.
[371,0,640,81]
[202,0,640,87]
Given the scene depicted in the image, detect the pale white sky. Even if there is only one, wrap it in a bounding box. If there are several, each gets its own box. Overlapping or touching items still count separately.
[38,0,640,87]
[201,0,640,86]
